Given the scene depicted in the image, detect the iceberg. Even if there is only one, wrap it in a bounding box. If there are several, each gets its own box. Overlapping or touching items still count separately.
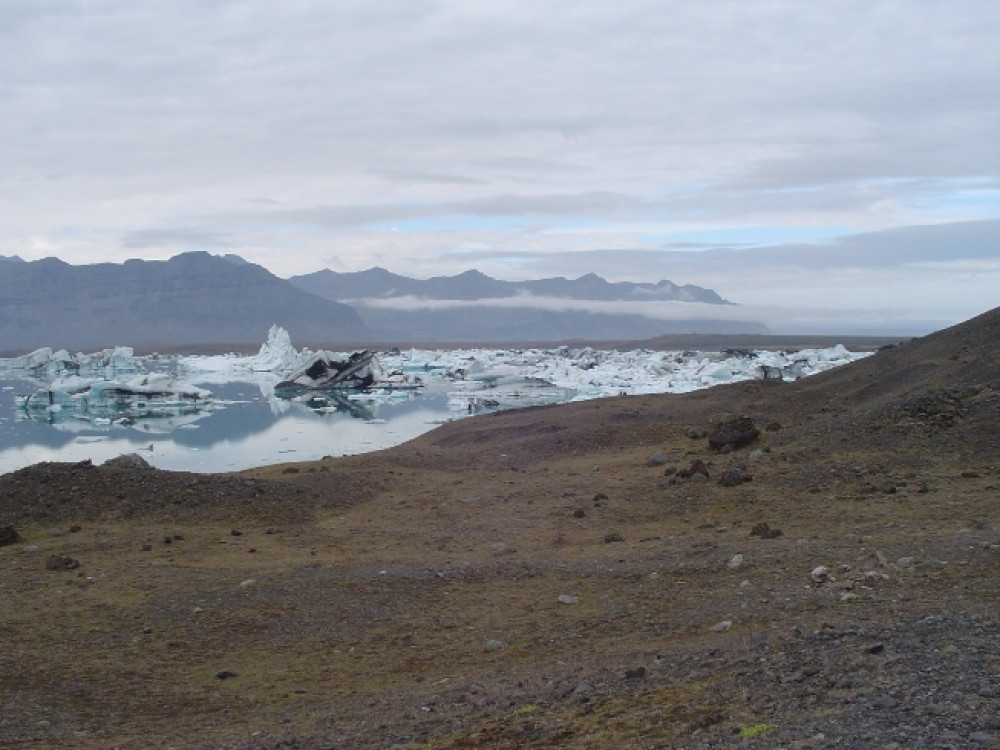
[250,324,304,372]
[1,346,140,379]
[16,373,214,426]
[274,349,424,396]
[275,350,383,392]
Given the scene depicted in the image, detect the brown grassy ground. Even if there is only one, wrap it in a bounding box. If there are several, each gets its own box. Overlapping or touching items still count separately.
[1,311,997,749]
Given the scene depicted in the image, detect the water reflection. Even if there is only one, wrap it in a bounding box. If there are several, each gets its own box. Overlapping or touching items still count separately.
[0,376,454,474]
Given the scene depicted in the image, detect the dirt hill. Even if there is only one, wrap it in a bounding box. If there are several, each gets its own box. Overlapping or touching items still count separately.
[1,308,998,749]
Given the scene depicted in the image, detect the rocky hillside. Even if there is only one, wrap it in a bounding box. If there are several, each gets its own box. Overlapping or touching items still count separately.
[0,307,996,748]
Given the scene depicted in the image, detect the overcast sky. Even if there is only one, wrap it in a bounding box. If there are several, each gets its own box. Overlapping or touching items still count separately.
[1,0,998,334]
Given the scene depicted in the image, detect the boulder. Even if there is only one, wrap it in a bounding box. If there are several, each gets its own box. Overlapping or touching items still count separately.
[708,417,760,451]
[103,453,152,470]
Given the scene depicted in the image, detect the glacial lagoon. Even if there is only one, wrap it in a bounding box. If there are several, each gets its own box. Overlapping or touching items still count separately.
[0,341,871,475]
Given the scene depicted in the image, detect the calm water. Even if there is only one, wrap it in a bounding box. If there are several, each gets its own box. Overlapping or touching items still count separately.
[0,377,458,475]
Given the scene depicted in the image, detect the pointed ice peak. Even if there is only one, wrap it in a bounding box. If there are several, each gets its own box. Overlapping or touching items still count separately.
[250,325,302,372]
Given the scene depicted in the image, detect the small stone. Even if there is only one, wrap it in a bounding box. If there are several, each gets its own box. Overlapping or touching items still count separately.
[870,695,898,709]
[624,666,646,679]
[710,620,733,632]
[216,670,238,680]
[45,554,80,571]
[728,554,744,569]
[896,556,915,567]
[484,639,505,652]
[811,565,830,583]
[0,525,20,547]
[571,683,593,699]
[557,594,580,604]
[865,642,886,654]
[572,508,586,518]
[230,529,243,537]
[750,523,783,539]
[603,532,624,543]
[719,468,750,487]
[239,579,255,588]
[686,426,706,439]
[647,451,669,467]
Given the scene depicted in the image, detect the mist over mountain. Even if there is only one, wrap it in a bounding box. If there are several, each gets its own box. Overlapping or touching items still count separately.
[0,252,369,352]
[290,267,729,304]
[287,266,761,342]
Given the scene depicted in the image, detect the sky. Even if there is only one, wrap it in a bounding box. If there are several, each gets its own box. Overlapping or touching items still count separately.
[1,0,998,335]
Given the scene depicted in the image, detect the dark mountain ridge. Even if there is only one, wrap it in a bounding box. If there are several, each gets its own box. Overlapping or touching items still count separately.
[287,266,755,341]
[0,252,369,352]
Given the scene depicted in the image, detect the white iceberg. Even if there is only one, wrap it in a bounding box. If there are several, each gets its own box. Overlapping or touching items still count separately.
[16,373,215,426]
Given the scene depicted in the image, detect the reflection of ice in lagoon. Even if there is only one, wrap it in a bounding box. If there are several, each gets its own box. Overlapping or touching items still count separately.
[0,375,454,474]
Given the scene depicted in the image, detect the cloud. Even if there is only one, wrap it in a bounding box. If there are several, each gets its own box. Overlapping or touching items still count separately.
[0,0,997,334]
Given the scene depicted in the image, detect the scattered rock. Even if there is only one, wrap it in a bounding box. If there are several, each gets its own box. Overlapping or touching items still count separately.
[708,416,760,452]
[572,508,586,518]
[667,459,712,484]
[0,525,20,547]
[216,670,238,680]
[592,493,608,507]
[750,523,783,539]
[810,565,830,584]
[230,529,243,537]
[603,532,624,543]
[624,666,646,679]
[484,639,505,652]
[719,467,751,487]
[710,620,733,632]
[570,683,593,700]
[45,554,80,571]
[728,553,744,569]
[686,426,706,439]
[646,451,669,467]
[557,594,579,605]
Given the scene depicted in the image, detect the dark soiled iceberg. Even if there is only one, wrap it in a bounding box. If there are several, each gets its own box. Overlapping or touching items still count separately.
[273,350,422,396]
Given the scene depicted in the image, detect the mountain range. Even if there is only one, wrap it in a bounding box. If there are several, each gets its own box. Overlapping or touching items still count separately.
[288,267,728,304]
[0,253,762,352]
[288,267,762,342]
